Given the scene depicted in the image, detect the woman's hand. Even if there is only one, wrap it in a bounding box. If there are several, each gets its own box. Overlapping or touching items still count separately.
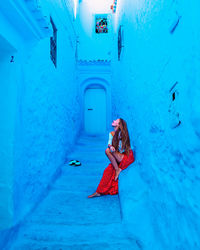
[110,146,116,152]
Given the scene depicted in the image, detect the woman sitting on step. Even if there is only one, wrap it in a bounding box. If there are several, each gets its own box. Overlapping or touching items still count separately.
[88,118,135,198]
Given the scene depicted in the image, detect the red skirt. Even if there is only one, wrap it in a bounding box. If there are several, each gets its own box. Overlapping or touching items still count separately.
[96,149,135,195]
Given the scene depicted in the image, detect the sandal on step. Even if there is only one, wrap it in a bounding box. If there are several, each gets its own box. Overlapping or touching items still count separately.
[68,160,77,166]
[74,161,81,167]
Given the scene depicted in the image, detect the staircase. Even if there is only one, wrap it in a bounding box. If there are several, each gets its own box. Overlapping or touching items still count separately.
[11,133,139,249]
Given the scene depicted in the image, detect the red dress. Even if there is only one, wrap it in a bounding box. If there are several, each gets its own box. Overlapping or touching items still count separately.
[96,149,135,195]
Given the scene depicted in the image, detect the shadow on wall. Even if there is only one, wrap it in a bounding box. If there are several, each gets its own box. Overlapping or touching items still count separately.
[0,34,18,232]
[118,160,159,250]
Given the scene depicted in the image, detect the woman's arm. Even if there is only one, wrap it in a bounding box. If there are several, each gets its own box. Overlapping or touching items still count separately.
[107,132,116,152]
[107,132,113,147]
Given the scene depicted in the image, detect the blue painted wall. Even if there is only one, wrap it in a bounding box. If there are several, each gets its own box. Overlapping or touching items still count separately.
[0,0,81,232]
[77,0,114,60]
[0,35,17,230]
[112,0,200,249]
[0,0,200,249]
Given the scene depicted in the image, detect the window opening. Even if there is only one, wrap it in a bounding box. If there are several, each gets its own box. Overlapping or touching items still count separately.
[50,16,57,67]
[118,25,124,60]
[172,92,175,101]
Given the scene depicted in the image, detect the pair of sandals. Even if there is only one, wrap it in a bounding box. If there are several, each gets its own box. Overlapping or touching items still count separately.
[68,160,81,167]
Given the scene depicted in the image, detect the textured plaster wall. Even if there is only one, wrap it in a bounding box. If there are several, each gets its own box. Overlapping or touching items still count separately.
[13,30,80,224]
[13,43,79,223]
[112,0,200,249]
[0,41,18,229]
[0,1,81,229]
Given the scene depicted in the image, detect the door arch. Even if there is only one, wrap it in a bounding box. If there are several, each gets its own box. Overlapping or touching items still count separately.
[84,85,106,135]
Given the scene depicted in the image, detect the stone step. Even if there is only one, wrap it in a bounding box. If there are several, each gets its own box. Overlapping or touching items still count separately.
[71,144,107,149]
[52,173,103,192]
[66,153,107,162]
[77,133,109,141]
[27,191,121,225]
[61,164,109,178]
[14,223,128,244]
[66,149,107,156]
[12,239,138,250]
[10,134,139,250]
[64,157,108,165]
[75,140,107,146]
[74,144,107,149]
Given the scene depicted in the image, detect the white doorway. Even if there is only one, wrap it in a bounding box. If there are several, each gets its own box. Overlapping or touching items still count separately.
[84,87,106,135]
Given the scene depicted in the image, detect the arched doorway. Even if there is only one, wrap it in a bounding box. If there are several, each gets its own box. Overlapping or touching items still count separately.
[84,85,106,135]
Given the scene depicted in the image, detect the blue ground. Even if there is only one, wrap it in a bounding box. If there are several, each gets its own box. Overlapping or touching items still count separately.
[11,133,140,249]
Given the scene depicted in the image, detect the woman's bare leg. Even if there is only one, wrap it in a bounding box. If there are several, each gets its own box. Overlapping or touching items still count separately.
[105,148,124,180]
[105,148,119,170]
[112,151,125,180]
[112,151,125,163]
[88,192,101,198]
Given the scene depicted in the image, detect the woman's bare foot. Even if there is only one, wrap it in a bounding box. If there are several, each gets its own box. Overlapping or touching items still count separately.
[88,192,101,198]
[115,168,122,181]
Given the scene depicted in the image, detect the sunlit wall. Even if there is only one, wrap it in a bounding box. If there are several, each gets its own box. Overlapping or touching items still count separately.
[77,0,114,60]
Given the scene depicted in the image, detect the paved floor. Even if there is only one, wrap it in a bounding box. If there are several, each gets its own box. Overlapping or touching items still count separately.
[11,133,139,249]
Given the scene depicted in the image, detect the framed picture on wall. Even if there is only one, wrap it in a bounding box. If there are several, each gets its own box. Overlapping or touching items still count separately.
[95,15,108,34]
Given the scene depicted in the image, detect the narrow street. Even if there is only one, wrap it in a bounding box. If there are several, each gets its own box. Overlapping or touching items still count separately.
[12,133,139,249]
